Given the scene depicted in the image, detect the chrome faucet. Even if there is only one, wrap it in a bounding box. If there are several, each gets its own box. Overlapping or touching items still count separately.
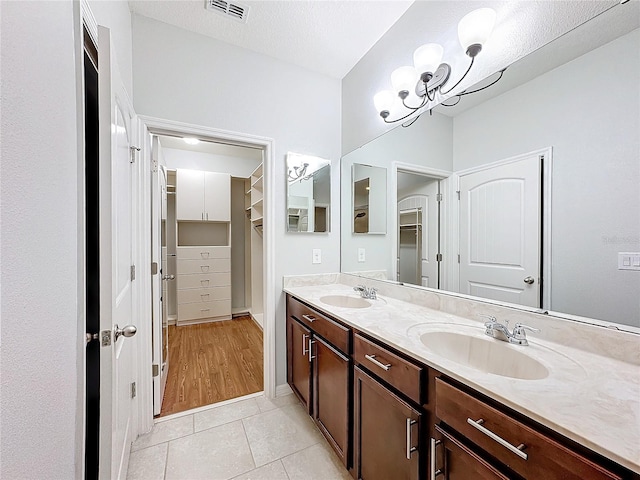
[354,285,378,300]
[480,315,540,346]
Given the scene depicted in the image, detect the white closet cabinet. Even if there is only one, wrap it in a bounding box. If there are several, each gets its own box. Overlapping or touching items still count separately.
[177,169,230,221]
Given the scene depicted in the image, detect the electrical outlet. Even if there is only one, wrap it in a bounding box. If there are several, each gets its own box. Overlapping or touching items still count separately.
[618,252,640,271]
[358,248,366,263]
[312,249,322,264]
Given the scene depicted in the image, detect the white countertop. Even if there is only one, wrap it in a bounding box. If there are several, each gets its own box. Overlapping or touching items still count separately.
[284,282,640,474]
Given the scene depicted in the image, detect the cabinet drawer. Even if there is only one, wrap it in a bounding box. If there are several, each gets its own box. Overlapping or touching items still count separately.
[354,333,423,404]
[176,246,230,260]
[177,258,230,274]
[435,379,622,480]
[288,296,350,354]
[178,300,231,321]
[177,286,231,304]
[177,273,230,289]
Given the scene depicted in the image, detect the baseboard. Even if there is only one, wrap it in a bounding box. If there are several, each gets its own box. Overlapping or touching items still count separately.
[276,383,293,397]
[250,312,264,330]
[176,315,232,326]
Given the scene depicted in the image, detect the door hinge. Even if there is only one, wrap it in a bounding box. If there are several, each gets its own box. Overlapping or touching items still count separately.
[131,265,136,281]
[456,190,460,200]
[436,193,443,202]
[436,253,443,262]
[131,382,137,399]
[101,330,112,347]
[151,262,158,275]
[152,364,159,377]
[130,146,140,164]
[457,254,461,263]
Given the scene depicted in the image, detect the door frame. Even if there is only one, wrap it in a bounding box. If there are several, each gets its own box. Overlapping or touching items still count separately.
[137,115,277,427]
[453,147,553,309]
[391,162,452,289]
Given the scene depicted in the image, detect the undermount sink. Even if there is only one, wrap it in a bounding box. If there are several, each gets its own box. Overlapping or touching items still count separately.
[319,295,371,309]
[420,331,549,380]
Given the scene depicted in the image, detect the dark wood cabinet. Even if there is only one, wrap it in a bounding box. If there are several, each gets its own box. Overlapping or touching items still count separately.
[314,336,350,466]
[354,366,421,480]
[286,315,311,413]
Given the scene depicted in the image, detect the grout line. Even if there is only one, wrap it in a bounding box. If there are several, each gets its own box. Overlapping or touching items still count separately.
[163,441,169,480]
[239,417,258,470]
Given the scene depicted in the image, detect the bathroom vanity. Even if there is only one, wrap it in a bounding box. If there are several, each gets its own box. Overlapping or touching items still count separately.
[284,276,640,480]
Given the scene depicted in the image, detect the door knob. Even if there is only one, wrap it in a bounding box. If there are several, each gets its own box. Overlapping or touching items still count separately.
[114,324,137,341]
[523,276,535,285]
[162,274,175,280]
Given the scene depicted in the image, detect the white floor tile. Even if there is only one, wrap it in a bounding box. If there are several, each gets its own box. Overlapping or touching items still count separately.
[282,443,351,480]
[132,415,194,452]
[165,420,255,480]
[242,404,322,467]
[230,460,290,480]
[255,393,299,413]
[194,398,261,432]
[126,443,168,480]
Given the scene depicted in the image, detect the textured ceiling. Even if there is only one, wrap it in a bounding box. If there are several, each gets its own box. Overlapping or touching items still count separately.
[128,0,414,79]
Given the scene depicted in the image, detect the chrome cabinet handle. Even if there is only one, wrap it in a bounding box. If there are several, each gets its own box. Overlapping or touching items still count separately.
[365,354,391,371]
[405,418,418,460]
[114,324,137,341]
[308,338,315,362]
[201,279,210,286]
[302,333,309,356]
[201,265,210,271]
[201,252,210,258]
[430,438,443,479]
[467,418,528,460]
[162,274,175,280]
[302,314,315,322]
[524,276,535,284]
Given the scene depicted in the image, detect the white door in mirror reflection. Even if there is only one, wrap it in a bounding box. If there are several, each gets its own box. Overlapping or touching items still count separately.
[459,153,541,308]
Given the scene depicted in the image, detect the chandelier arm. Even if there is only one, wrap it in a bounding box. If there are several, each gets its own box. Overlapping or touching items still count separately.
[440,56,475,96]
[401,94,428,111]
[439,95,462,107]
[383,107,424,124]
[402,112,424,128]
[457,68,506,96]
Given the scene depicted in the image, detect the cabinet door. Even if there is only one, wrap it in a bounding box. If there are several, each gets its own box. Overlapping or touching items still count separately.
[176,169,204,220]
[287,316,312,413]
[434,426,510,480]
[204,172,230,221]
[314,337,350,467]
[354,366,421,480]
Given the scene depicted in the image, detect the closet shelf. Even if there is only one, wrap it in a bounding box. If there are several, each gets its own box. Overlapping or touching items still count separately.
[251,198,263,208]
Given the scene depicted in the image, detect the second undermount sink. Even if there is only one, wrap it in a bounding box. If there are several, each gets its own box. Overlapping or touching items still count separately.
[319,295,371,309]
[420,331,549,380]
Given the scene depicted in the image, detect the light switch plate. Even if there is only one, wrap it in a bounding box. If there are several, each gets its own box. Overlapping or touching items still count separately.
[618,252,640,271]
[358,248,366,263]
[312,249,321,264]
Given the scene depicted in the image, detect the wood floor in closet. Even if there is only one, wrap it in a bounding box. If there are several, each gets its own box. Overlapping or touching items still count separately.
[159,315,264,417]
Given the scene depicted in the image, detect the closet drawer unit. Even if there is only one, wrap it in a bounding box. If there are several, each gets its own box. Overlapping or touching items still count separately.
[177,273,230,290]
[435,379,622,480]
[176,246,230,260]
[177,286,231,304]
[354,333,423,404]
[288,297,350,353]
[178,300,232,321]
[177,258,230,275]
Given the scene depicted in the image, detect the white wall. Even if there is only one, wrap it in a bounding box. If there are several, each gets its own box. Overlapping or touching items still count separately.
[341,1,614,155]
[452,29,640,326]
[162,147,261,178]
[0,2,82,478]
[341,112,452,276]
[132,14,342,385]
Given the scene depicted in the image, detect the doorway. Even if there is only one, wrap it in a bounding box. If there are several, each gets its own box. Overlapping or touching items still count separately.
[149,131,267,417]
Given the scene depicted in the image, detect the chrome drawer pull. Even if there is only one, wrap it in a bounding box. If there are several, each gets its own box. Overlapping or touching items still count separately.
[201,280,210,286]
[200,308,210,312]
[201,252,210,258]
[308,338,315,362]
[467,418,528,460]
[201,265,210,271]
[405,418,418,460]
[302,314,316,322]
[365,354,391,371]
[430,438,443,479]
[302,334,309,356]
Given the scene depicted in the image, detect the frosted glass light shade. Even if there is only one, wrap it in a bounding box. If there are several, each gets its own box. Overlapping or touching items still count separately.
[458,8,496,51]
[391,66,419,95]
[373,90,396,113]
[413,43,443,75]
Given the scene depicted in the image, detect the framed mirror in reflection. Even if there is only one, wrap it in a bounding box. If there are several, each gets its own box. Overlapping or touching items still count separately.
[286,152,331,233]
[340,4,640,328]
[352,163,387,234]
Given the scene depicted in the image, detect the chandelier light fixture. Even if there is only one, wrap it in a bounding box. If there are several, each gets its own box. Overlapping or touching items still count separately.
[374,8,502,125]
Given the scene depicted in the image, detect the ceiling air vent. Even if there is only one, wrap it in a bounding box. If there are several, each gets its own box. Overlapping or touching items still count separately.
[205,0,250,23]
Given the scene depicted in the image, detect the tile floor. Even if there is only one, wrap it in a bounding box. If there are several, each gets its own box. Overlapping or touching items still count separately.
[128,393,352,480]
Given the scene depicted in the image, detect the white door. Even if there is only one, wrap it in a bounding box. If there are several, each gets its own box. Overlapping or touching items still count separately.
[458,153,541,307]
[151,142,169,415]
[176,169,204,220]
[98,25,138,480]
[204,172,231,221]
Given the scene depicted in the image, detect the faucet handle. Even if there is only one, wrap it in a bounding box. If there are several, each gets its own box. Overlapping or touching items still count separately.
[479,314,497,325]
[354,285,365,292]
[512,323,540,339]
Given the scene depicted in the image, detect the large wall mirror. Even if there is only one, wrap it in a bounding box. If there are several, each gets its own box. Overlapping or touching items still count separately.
[340,4,640,329]
[287,152,331,233]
